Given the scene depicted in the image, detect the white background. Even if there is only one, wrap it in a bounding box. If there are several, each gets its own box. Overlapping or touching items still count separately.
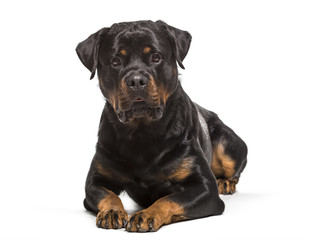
[0,0,312,239]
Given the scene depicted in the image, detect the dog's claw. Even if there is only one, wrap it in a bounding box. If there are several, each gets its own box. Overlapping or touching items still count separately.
[96,219,102,228]
[96,209,128,229]
[122,219,127,228]
[127,211,162,232]
[148,221,153,230]
[127,222,132,230]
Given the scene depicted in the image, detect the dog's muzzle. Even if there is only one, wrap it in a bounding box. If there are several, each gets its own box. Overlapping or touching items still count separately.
[117,102,164,123]
[114,70,165,123]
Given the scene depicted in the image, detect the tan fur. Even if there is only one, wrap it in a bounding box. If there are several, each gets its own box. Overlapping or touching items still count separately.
[217,179,238,194]
[157,84,170,105]
[168,157,194,181]
[211,143,238,194]
[146,76,160,106]
[211,143,236,178]
[96,162,113,179]
[96,161,131,183]
[143,47,151,53]
[96,188,128,229]
[97,189,125,212]
[128,197,186,231]
[120,49,127,55]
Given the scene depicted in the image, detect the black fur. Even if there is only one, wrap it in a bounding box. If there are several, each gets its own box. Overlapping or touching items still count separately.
[76,20,247,232]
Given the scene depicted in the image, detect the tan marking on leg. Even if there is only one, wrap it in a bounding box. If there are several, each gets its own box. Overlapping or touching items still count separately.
[168,157,194,181]
[211,143,236,179]
[96,188,128,229]
[96,162,113,179]
[146,198,185,225]
[211,149,223,178]
[97,189,125,212]
[96,161,131,183]
[217,179,238,195]
[212,143,239,194]
[127,197,186,232]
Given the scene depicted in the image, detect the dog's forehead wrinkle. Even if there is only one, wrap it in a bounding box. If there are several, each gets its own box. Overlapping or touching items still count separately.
[118,33,156,47]
[110,20,156,32]
[111,25,161,50]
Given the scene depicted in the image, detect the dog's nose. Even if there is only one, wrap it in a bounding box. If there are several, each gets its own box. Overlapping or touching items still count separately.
[125,73,148,91]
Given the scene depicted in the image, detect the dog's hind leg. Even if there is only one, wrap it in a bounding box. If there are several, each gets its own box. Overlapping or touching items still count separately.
[211,141,247,194]
[196,104,248,194]
[210,117,247,194]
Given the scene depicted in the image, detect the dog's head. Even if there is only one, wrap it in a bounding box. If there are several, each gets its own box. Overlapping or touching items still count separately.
[76,21,191,124]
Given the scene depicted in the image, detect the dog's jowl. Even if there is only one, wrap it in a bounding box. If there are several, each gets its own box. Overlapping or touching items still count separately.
[76,20,247,232]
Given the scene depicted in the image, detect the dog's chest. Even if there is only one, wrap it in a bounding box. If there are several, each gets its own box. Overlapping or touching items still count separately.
[112,131,189,190]
[115,145,179,187]
[120,151,166,183]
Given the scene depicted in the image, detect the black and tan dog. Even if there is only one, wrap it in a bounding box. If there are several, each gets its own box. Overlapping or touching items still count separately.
[76,20,247,232]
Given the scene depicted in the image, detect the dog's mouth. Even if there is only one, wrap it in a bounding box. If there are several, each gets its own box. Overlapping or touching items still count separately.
[134,97,144,103]
[116,100,164,124]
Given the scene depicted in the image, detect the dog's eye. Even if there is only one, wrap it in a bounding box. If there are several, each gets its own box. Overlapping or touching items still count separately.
[111,57,121,67]
[151,54,161,63]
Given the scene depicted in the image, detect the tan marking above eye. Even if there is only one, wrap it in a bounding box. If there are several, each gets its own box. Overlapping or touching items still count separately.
[143,47,151,53]
[120,49,127,55]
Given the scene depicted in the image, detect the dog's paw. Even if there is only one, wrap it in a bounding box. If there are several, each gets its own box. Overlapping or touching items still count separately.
[126,210,162,232]
[96,209,128,229]
[217,178,238,195]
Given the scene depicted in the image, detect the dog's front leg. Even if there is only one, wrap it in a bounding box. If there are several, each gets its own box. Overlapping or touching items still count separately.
[84,157,128,229]
[94,188,128,229]
[126,166,225,232]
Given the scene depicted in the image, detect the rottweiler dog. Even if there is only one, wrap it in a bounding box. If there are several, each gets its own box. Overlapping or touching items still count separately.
[76,20,247,232]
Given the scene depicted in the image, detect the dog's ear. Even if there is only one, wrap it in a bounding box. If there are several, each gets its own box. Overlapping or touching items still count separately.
[76,28,109,80]
[157,21,192,69]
